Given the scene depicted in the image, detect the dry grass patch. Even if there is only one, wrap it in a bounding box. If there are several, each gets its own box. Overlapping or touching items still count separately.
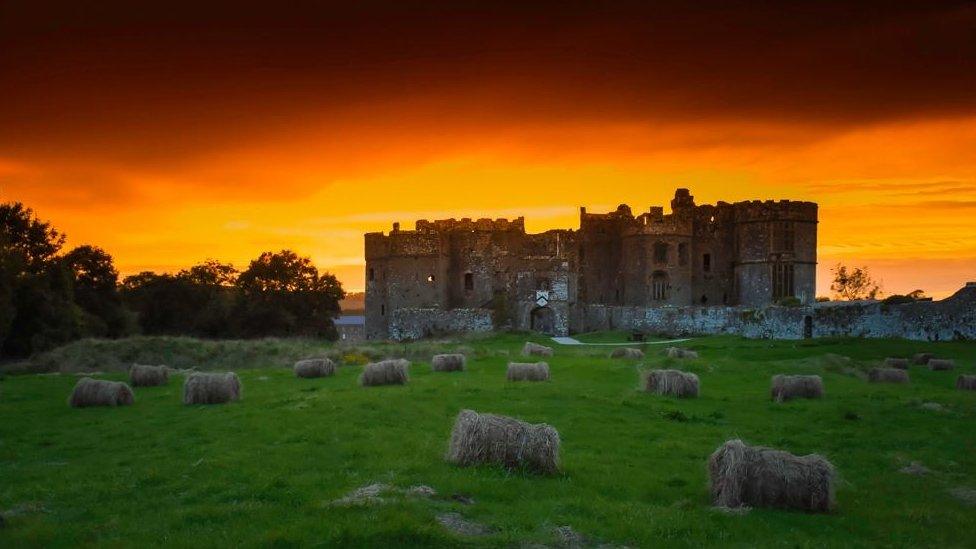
[770,374,824,402]
[129,364,169,387]
[359,359,409,386]
[183,372,242,405]
[708,439,835,513]
[506,362,550,382]
[446,409,560,474]
[69,378,135,407]
[643,369,699,398]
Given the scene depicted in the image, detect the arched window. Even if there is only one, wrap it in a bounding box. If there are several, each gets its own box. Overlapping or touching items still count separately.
[651,271,669,301]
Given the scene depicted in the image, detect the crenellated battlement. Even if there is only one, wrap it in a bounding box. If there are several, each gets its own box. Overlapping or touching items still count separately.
[732,199,818,223]
[415,217,525,233]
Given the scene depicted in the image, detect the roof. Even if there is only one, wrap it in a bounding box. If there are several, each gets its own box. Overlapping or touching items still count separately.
[334,315,365,326]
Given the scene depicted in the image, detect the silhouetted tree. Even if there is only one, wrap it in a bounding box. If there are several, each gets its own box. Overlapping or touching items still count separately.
[180,259,238,287]
[830,264,882,301]
[121,272,202,335]
[236,250,344,338]
[0,203,84,355]
[62,245,134,337]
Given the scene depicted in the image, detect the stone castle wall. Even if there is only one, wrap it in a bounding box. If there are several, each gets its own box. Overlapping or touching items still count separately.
[366,188,819,340]
[580,283,976,341]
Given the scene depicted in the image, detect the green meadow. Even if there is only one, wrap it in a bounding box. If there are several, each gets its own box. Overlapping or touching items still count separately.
[1,333,974,547]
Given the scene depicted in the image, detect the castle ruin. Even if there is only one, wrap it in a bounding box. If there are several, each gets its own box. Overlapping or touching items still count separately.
[364,188,818,339]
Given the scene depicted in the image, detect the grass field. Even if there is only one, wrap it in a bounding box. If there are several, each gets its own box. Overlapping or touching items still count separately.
[1,333,975,547]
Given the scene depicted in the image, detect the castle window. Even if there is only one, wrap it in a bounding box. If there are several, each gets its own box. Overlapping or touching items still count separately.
[678,243,688,266]
[427,274,435,283]
[653,242,669,264]
[702,253,711,272]
[381,304,385,316]
[464,272,474,291]
[772,221,795,252]
[368,267,375,281]
[772,262,795,300]
[651,271,669,301]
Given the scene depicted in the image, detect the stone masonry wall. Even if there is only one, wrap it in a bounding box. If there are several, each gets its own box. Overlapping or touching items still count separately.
[389,307,494,341]
[581,283,976,341]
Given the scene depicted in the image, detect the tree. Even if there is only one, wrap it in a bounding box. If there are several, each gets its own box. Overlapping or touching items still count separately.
[830,264,882,301]
[62,245,133,337]
[180,259,238,287]
[121,272,203,335]
[0,203,81,356]
[0,202,65,273]
[236,250,344,338]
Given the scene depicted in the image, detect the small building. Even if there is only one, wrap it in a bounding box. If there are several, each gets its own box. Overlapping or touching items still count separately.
[334,315,365,342]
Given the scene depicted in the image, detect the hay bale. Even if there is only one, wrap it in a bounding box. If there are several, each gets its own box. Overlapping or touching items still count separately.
[432,354,466,372]
[610,347,644,359]
[506,362,550,382]
[445,409,560,474]
[665,347,699,359]
[883,357,910,369]
[182,372,242,405]
[359,359,409,386]
[956,375,976,391]
[770,374,824,402]
[643,369,699,398]
[912,352,934,365]
[708,439,835,512]
[69,377,135,407]
[129,364,169,387]
[928,359,955,371]
[522,341,553,357]
[868,367,909,383]
[294,358,336,378]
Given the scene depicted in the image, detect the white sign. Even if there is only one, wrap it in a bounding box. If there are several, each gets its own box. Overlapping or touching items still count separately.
[535,290,550,307]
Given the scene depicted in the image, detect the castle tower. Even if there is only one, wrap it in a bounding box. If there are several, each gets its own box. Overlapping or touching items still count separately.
[732,200,818,306]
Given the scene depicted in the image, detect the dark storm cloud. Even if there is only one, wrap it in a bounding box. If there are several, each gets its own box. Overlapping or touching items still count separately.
[1,0,974,163]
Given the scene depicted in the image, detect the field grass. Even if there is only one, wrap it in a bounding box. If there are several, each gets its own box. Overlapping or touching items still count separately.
[1,333,975,547]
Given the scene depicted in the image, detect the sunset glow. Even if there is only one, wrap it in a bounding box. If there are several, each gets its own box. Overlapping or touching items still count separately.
[3,2,974,297]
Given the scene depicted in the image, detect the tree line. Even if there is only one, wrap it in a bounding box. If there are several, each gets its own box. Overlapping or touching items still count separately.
[0,202,344,357]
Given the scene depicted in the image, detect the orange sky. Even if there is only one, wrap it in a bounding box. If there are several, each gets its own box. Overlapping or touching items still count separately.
[2,1,974,298]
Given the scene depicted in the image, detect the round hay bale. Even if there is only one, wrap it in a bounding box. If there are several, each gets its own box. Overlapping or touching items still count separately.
[610,347,644,359]
[883,357,910,369]
[708,439,835,512]
[506,362,550,382]
[359,359,409,386]
[928,359,955,371]
[69,377,135,407]
[129,364,169,387]
[643,369,699,398]
[294,358,336,378]
[868,367,909,383]
[445,409,560,475]
[665,347,699,359]
[432,354,466,372]
[956,375,976,391]
[770,374,824,402]
[912,352,934,365]
[522,341,553,357]
[182,372,242,405]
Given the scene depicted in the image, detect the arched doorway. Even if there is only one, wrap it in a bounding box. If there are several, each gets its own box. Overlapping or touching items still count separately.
[530,307,555,335]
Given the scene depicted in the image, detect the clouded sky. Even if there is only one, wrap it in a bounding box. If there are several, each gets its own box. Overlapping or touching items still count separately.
[2,1,974,296]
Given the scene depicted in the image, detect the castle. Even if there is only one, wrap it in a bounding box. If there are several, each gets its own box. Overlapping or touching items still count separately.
[364,188,818,340]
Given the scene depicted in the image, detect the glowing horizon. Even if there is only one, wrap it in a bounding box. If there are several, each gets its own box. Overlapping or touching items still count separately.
[2,2,974,299]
